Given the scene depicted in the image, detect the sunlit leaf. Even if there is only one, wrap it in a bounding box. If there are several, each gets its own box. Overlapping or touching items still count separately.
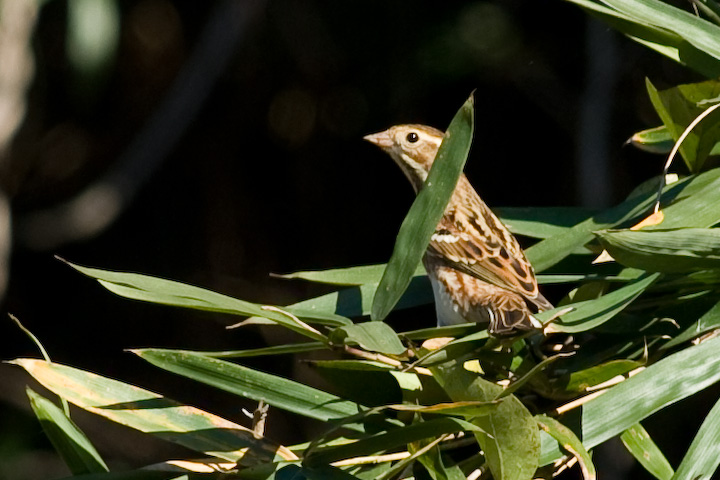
[431,360,539,480]
[27,388,108,475]
[13,359,296,462]
[540,335,720,464]
[672,394,720,480]
[620,423,674,480]
[372,94,474,321]
[537,415,595,480]
[596,228,720,272]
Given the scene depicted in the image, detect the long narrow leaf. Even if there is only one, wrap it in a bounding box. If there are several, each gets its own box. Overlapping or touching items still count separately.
[64,260,348,335]
[131,349,365,426]
[495,207,596,239]
[305,417,481,466]
[13,359,297,462]
[329,322,406,355]
[372,95,474,321]
[596,228,720,272]
[536,415,596,480]
[26,388,109,475]
[620,423,674,480]
[540,272,660,333]
[566,0,720,77]
[602,0,720,60]
[526,167,720,272]
[539,335,720,464]
[672,394,720,480]
[431,359,539,480]
[276,263,425,286]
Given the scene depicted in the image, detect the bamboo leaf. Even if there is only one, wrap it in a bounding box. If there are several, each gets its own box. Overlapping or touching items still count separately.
[305,417,481,466]
[602,0,720,61]
[620,423,674,480]
[329,322,406,355]
[540,272,661,333]
[431,360,539,480]
[285,276,434,321]
[12,359,297,462]
[495,207,596,239]
[276,263,425,286]
[56,472,181,480]
[596,228,720,272]
[671,394,720,480]
[646,78,720,172]
[565,0,720,77]
[663,299,720,349]
[526,167,720,272]
[131,349,366,427]
[63,260,348,337]
[26,388,109,475]
[539,335,720,465]
[371,94,474,321]
[562,359,642,393]
[537,415,596,480]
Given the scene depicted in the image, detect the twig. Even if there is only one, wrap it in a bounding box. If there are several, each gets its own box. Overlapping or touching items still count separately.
[252,400,269,439]
[343,345,432,376]
[331,451,410,467]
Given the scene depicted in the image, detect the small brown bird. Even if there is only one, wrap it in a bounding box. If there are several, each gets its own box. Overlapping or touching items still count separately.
[364,124,552,335]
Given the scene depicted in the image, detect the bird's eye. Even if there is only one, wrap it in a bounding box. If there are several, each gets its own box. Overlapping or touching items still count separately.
[406,132,419,143]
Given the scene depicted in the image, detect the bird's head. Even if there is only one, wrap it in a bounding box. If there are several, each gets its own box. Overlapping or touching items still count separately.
[364,124,445,192]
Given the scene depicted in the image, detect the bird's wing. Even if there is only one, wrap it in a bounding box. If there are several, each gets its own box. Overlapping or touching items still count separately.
[427,178,552,311]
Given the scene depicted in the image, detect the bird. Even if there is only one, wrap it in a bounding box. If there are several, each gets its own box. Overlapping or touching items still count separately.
[364,124,552,336]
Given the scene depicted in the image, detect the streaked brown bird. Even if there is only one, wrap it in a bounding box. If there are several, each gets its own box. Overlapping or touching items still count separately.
[364,124,552,336]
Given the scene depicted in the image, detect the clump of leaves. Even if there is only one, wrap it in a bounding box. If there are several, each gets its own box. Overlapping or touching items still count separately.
[12,83,720,480]
[16,2,720,476]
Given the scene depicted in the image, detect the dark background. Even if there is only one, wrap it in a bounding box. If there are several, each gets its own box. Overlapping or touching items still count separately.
[0,1,708,478]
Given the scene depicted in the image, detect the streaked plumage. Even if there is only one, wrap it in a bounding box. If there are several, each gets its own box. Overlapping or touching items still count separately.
[364,124,551,335]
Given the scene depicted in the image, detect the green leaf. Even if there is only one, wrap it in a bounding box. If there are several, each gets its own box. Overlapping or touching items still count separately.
[495,207,596,239]
[312,359,395,371]
[275,464,361,480]
[536,415,596,480]
[431,360,539,480]
[526,166,720,272]
[663,299,720,349]
[672,394,720,480]
[285,276,434,320]
[305,417,481,466]
[63,259,344,340]
[371,94,474,321]
[410,440,465,480]
[539,335,720,465]
[12,359,297,462]
[629,125,720,156]
[539,272,661,333]
[276,263,426,286]
[179,342,327,359]
[630,126,676,154]
[329,322,406,355]
[596,228,720,272]
[620,423,674,480]
[646,78,720,172]
[603,0,720,61]
[562,359,642,393]
[496,354,571,400]
[565,0,720,77]
[131,349,365,426]
[26,388,109,474]
[56,472,181,480]
[385,400,499,417]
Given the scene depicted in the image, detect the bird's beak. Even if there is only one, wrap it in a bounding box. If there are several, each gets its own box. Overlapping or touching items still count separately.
[363,130,393,149]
